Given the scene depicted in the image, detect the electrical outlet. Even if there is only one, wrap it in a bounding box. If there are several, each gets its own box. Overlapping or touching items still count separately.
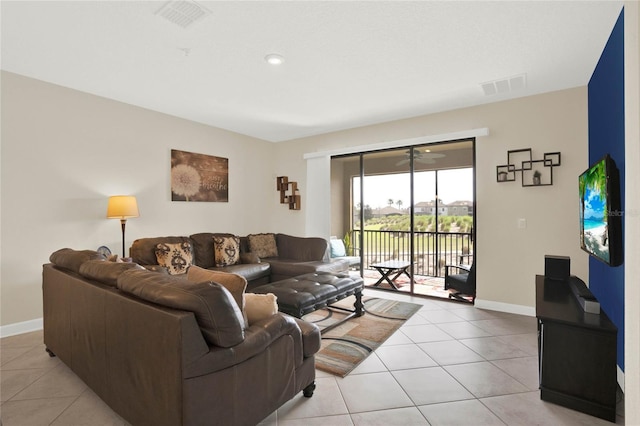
[518,218,527,229]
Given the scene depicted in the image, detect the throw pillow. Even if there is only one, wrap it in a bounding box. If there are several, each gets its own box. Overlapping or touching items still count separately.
[244,293,278,325]
[247,233,278,258]
[155,241,193,275]
[330,239,347,257]
[212,235,240,267]
[186,265,247,314]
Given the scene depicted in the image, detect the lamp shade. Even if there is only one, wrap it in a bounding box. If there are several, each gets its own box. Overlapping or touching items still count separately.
[107,196,139,219]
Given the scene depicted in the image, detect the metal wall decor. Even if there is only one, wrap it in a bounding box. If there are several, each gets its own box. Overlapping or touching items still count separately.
[496,148,561,187]
[277,176,301,210]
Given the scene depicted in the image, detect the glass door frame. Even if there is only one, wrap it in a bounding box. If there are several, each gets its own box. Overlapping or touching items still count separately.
[338,138,476,297]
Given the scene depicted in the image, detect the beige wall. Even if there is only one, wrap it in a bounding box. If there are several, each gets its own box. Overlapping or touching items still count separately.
[274,87,590,313]
[0,72,590,326]
[0,71,276,327]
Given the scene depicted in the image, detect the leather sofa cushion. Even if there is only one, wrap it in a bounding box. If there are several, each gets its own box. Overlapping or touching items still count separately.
[274,234,329,261]
[79,260,144,287]
[189,233,237,269]
[117,269,245,348]
[209,262,270,283]
[50,248,106,273]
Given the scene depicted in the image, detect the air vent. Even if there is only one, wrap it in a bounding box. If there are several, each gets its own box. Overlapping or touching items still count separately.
[481,74,527,96]
[156,1,211,29]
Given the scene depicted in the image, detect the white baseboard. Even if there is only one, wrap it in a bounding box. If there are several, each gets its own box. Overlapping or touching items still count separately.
[474,298,536,317]
[0,318,43,338]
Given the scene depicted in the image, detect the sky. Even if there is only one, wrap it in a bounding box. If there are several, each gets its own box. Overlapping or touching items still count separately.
[584,186,605,222]
[353,168,473,209]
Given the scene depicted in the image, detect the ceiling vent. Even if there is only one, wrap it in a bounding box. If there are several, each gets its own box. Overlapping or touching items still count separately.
[156,1,211,29]
[481,74,527,96]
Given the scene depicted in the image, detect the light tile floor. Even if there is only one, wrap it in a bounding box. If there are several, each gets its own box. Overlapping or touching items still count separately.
[1,289,625,425]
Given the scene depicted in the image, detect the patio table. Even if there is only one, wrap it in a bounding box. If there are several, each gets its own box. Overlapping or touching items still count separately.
[370,260,411,290]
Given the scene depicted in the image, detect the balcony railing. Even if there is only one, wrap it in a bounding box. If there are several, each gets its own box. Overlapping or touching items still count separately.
[350,229,473,278]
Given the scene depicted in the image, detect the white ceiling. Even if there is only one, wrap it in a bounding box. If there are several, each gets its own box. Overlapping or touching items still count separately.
[1,1,624,142]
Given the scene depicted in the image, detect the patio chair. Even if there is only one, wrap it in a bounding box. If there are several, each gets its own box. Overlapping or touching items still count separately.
[444,261,476,303]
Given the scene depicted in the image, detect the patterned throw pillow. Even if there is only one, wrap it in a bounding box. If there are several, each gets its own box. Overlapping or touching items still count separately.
[247,233,278,258]
[155,242,193,275]
[213,236,240,267]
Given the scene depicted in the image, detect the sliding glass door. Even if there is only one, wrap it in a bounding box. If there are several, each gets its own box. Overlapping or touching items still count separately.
[331,140,474,298]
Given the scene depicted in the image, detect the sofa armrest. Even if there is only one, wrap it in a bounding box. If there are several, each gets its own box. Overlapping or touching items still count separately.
[291,317,321,358]
[183,313,304,378]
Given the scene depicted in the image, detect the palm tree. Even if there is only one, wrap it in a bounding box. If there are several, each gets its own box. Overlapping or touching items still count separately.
[387,198,394,207]
[396,199,403,210]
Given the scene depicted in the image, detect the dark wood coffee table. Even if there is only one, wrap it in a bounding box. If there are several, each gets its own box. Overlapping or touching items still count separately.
[370,260,411,290]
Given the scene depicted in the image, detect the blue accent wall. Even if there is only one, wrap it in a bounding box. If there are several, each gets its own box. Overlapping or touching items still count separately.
[587,9,625,371]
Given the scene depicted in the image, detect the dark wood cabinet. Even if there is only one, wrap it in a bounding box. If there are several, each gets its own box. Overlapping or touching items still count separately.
[535,275,617,422]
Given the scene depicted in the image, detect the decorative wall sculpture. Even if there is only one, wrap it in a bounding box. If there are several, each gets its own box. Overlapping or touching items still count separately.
[277,176,301,210]
[496,148,561,187]
[171,149,228,202]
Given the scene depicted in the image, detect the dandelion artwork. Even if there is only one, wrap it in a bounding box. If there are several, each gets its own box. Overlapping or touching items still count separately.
[171,149,228,202]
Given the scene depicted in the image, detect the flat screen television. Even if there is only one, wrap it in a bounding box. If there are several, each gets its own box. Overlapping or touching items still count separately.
[578,154,623,266]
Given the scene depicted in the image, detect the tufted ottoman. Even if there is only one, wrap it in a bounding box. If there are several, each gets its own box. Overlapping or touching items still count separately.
[250,272,364,332]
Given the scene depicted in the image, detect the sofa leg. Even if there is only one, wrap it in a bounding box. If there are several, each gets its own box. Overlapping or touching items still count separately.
[303,381,316,398]
[354,290,364,317]
[45,348,56,358]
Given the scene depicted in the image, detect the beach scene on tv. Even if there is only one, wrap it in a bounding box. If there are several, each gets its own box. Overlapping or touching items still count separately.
[579,160,610,263]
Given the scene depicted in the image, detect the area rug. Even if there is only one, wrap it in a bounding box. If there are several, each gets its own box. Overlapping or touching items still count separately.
[302,296,422,377]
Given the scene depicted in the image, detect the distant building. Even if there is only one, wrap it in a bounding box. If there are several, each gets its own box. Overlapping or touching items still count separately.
[414,200,472,216]
[447,200,473,216]
[372,206,404,217]
[415,201,436,215]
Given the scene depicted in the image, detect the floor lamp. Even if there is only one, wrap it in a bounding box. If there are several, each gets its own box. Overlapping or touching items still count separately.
[107,195,139,258]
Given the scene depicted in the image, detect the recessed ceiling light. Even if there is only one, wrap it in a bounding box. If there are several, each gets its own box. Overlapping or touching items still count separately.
[265,54,284,65]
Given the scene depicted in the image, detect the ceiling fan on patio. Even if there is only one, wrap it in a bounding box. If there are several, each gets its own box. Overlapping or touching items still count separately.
[395,149,446,166]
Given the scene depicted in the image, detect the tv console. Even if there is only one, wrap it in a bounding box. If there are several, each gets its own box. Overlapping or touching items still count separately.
[535,275,617,422]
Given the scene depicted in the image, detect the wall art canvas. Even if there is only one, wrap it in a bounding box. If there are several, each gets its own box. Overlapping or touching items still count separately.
[171,149,228,202]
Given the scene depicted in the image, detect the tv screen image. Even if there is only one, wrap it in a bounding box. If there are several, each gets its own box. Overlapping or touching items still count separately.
[578,154,623,266]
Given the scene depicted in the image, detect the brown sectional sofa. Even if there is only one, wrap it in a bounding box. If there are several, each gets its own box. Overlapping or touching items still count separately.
[43,248,321,426]
[130,232,350,290]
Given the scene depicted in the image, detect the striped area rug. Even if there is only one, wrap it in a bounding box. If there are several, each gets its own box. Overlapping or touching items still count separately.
[303,297,422,377]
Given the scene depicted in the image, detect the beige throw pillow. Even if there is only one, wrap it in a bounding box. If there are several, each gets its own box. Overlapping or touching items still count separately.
[212,235,240,267]
[244,293,278,325]
[247,233,278,258]
[155,242,193,275]
[187,265,247,319]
